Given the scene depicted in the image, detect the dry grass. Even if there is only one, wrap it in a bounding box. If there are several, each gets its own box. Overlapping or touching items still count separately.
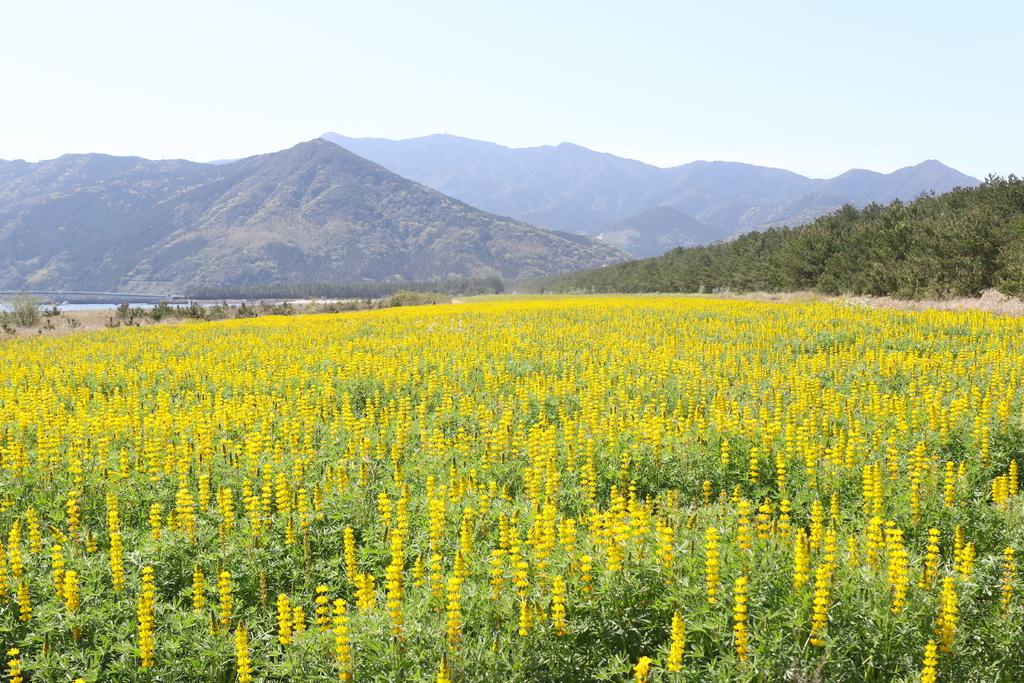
[844,288,1024,316]
[0,309,185,339]
[1,298,383,340]
[715,288,1024,317]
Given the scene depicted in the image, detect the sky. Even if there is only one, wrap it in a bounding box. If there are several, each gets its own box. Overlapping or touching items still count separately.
[1,1,1020,179]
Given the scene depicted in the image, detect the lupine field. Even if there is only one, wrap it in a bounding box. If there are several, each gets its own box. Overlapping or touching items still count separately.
[0,296,1022,682]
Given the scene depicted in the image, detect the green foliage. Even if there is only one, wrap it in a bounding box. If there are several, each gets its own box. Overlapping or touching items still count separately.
[258,301,295,316]
[536,176,1024,298]
[186,277,505,301]
[0,293,42,328]
[2,299,1022,681]
[147,302,176,322]
[179,301,208,320]
[386,291,451,307]
[234,302,258,318]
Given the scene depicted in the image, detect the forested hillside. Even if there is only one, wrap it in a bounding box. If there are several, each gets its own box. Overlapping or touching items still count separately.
[0,140,624,291]
[533,176,1024,298]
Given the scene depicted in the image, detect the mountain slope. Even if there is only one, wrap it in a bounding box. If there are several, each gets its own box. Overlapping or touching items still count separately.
[0,140,626,291]
[323,133,981,244]
[597,207,725,258]
[810,160,980,205]
[323,133,663,234]
[0,155,224,288]
[534,177,1024,299]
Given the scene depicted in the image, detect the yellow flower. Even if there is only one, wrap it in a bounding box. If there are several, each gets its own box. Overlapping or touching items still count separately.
[633,655,653,682]
[235,624,254,683]
[435,656,451,683]
[550,575,567,636]
[733,576,750,660]
[1002,547,1016,609]
[333,599,354,681]
[793,529,810,589]
[937,576,958,653]
[445,576,462,647]
[667,610,686,671]
[809,563,831,646]
[6,647,23,683]
[218,570,233,631]
[137,566,156,668]
[192,566,207,612]
[315,584,332,630]
[705,526,720,604]
[920,639,938,683]
[277,593,293,645]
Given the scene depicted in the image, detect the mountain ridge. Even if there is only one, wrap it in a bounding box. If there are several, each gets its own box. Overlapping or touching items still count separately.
[322,132,980,254]
[0,139,626,291]
[596,207,725,258]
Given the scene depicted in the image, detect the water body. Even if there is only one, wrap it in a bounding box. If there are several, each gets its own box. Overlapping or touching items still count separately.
[0,301,219,312]
[1,300,322,312]
[58,303,159,311]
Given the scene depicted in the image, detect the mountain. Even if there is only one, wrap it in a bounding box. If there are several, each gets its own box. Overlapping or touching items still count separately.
[322,133,663,234]
[596,207,725,258]
[0,140,626,291]
[809,160,979,205]
[322,133,981,251]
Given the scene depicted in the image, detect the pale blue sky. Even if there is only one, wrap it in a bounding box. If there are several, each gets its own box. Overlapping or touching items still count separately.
[1,1,1020,178]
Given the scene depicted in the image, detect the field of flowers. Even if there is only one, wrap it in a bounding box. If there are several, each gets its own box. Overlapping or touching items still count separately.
[0,296,1021,681]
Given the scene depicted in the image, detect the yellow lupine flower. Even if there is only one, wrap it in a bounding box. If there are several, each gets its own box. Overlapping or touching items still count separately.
[217,571,233,631]
[550,575,567,636]
[276,593,293,645]
[6,648,23,683]
[705,527,720,604]
[667,610,686,671]
[937,577,958,654]
[137,566,156,668]
[1002,547,1016,609]
[333,599,354,681]
[633,656,653,682]
[235,624,254,683]
[809,563,831,646]
[733,576,750,660]
[920,639,939,683]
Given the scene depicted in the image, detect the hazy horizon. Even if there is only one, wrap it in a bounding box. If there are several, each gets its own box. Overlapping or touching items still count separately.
[2,1,1021,178]
[0,131,983,182]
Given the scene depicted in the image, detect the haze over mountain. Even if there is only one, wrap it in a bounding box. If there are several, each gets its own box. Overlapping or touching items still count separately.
[323,133,980,255]
[596,207,725,259]
[0,140,625,292]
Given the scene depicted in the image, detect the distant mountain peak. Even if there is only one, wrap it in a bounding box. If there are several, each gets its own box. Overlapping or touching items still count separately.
[0,140,625,291]
[321,132,980,255]
[597,206,726,258]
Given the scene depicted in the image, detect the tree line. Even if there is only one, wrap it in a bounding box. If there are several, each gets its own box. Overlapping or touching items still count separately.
[186,276,504,300]
[529,176,1024,298]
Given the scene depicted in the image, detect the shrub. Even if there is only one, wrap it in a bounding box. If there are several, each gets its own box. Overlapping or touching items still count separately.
[259,301,294,316]
[386,290,451,307]
[148,302,175,322]
[235,302,258,318]
[180,301,207,320]
[2,294,42,328]
[204,303,230,320]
